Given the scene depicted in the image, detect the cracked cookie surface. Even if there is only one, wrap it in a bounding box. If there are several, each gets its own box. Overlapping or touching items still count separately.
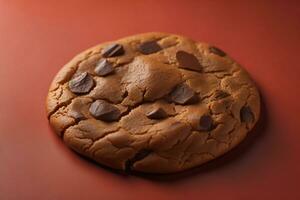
[46,32,260,174]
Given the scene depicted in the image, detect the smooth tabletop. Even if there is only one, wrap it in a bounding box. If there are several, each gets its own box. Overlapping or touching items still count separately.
[0,1,300,199]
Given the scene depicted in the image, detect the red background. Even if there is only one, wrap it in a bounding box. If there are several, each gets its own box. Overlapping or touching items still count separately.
[1,1,300,199]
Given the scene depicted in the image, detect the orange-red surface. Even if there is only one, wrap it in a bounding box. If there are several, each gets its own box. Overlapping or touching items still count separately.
[1,1,300,199]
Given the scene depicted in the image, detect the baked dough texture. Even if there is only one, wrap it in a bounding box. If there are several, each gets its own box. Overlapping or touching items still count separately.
[46,33,260,174]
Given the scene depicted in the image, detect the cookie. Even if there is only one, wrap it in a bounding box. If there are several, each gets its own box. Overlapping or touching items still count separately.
[46,32,260,174]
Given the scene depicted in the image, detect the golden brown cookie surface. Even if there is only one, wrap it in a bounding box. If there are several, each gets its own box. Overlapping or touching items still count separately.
[46,32,260,173]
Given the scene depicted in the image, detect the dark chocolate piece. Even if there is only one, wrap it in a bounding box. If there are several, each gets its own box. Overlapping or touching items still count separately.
[199,115,214,131]
[240,106,254,123]
[169,83,197,104]
[139,41,162,54]
[146,107,168,119]
[125,149,152,172]
[102,43,124,57]
[209,46,226,57]
[94,59,114,76]
[176,50,202,72]
[214,90,230,100]
[89,100,121,121]
[68,72,94,94]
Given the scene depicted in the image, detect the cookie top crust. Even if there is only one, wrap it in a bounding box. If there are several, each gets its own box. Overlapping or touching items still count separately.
[46,32,260,174]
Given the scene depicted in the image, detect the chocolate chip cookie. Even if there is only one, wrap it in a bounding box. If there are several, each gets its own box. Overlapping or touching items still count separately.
[46,32,260,174]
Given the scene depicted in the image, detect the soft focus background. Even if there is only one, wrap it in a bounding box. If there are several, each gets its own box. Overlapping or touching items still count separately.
[0,1,300,199]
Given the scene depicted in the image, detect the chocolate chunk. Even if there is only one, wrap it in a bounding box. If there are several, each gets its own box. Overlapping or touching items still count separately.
[68,72,94,94]
[125,149,152,172]
[209,46,226,57]
[69,109,85,120]
[240,106,254,123]
[176,51,203,72]
[102,43,124,57]
[169,83,197,104]
[146,107,168,119]
[94,59,114,76]
[68,104,85,120]
[138,41,162,54]
[199,115,214,131]
[89,100,121,121]
[214,90,230,100]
